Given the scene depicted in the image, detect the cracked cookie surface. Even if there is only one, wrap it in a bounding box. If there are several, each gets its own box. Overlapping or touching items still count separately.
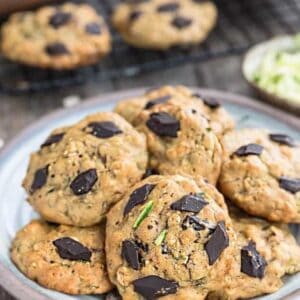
[112,0,217,50]
[1,3,111,69]
[22,112,148,226]
[219,128,300,223]
[106,175,236,300]
[11,220,113,295]
[114,85,234,137]
[131,97,223,185]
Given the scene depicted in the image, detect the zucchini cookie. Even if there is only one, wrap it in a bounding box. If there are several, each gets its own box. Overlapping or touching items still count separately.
[114,85,234,137]
[214,206,300,299]
[219,128,300,223]
[22,112,148,226]
[1,3,111,69]
[132,97,223,185]
[11,220,113,295]
[112,0,217,50]
[106,175,236,300]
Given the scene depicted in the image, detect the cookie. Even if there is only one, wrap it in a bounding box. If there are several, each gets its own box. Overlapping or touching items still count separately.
[1,3,111,69]
[219,128,300,223]
[114,85,234,137]
[216,206,300,299]
[105,175,236,300]
[22,112,148,226]
[132,97,223,185]
[112,0,217,50]
[11,220,113,295]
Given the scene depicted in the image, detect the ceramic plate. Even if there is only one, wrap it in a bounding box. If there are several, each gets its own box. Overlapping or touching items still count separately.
[0,88,299,300]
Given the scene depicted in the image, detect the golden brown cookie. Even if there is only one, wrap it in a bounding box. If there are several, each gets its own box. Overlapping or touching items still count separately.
[132,97,223,185]
[11,220,113,295]
[215,206,300,300]
[114,85,235,137]
[106,175,236,300]
[22,112,148,226]
[112,0,217,50]
[1,3,111,69]
[219,129,300,223]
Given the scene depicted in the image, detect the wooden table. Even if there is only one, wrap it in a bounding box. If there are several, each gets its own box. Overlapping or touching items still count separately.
[0,54,298,300]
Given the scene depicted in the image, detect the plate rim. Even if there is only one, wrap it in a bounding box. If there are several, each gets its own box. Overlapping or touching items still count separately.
[0,87,299,300]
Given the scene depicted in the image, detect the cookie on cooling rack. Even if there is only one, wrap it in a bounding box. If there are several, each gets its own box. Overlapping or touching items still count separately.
[114,85,234,137]
[22,112,148,226]
[112,0,217,50]
[11,220,113,295]
[219,128,300,223]
[1,3,111,69]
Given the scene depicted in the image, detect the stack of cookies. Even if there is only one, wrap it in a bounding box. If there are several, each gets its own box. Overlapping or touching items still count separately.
[11,85,300,299]
[0,0,218,69]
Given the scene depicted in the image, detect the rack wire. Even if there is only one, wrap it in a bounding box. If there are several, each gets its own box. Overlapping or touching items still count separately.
[0,0,299,93]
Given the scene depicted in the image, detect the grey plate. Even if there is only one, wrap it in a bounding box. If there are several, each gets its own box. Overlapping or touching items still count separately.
[0,88,299,300]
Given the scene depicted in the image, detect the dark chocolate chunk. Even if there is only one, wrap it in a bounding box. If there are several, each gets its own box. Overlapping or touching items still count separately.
[30,166,48,193]
[87,121,122,138]
[146,112,180,138]
[233,143,264,157]
[170,193,208,213]
[171,16,192,29]
[53,237,91,261]
[122,240,141,270]
[85,22,101,34]
[124,184,155,216]
[241,241,267,278]
[41,133,64,148]
[269,133,296,147]
[157,2,180,12]
[129,10,143,21]
[70,169,98,195]
[182,215,215,231]
[204,221,229,265]
[203,97,220,109]
[144,95,171,109]
[279,176,300,194]
[133,275,178,299]
[45,42,69,56]
[192,93,220,109]
[49,12,71,28]
[142,168,159,179]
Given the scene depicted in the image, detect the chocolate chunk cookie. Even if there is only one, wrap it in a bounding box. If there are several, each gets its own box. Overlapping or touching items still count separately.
[131,96,223,185]
[106,175,236,300]
[22,112,148,226]
[114,85,234,137]
[112,0,217,50]
[215,206,300,299]
[219,128,300,223]
[1,3,111,69]
[11,220,113,294]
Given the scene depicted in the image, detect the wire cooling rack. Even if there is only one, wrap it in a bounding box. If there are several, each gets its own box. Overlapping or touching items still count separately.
[0,0,299,93]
